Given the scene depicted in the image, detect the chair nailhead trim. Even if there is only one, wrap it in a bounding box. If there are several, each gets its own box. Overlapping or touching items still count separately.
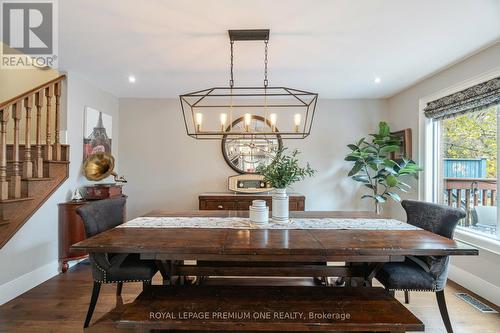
[90,256,153,284]
[389,288,436,292]
[93,279,152,283]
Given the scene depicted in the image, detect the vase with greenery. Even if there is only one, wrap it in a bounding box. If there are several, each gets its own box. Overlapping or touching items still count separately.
[257,148,316,221]
[345,122,422,214]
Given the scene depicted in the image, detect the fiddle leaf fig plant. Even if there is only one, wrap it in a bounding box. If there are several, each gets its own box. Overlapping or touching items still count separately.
[257,147,316,189]
[345,122,422,214]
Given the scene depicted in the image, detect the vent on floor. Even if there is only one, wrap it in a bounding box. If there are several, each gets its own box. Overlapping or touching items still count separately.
[455,293,498,313]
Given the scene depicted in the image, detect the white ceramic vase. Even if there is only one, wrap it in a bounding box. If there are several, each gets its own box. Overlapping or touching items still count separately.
[272,188,289,222]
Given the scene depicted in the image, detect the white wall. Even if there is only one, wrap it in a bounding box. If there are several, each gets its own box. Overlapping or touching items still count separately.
[386,42,500,306]
[118,98,388,219]
[0,72,119,305]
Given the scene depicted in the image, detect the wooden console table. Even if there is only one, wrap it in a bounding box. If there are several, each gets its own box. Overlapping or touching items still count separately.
[199,192,305,211]
[58,200,89,273]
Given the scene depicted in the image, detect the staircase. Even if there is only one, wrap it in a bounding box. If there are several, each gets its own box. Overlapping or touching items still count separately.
[0,75,69,249]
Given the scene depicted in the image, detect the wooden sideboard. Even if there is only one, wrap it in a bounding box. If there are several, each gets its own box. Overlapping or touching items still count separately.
[58,200,89,273]
[199,192,305,211]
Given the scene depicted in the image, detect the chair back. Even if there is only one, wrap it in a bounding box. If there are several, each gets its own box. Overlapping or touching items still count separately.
[401,200,465,239]
[471,206,497,227]
[76,197,126,238]
[401,200,466,291]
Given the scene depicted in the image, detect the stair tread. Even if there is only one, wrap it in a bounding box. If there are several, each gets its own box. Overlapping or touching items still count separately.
[7,160,69,163]
[6,143,69,147]
[22,177,52,181]
[45,160,70,164]
[0,197,34,204]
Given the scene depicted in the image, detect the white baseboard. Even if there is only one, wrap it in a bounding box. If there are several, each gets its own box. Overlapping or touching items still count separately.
[448,264,500,306]
[0,260,59,305]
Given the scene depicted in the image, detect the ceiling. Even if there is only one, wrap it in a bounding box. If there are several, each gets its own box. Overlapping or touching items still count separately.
[59,0,500,99]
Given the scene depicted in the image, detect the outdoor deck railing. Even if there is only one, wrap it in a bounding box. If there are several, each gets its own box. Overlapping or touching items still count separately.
[444,177,497,226]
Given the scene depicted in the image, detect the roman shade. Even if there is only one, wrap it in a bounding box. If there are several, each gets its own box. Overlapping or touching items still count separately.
[424,77,500,119]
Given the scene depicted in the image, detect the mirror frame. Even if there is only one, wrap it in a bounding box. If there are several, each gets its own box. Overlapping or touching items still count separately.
[221,115,283,174]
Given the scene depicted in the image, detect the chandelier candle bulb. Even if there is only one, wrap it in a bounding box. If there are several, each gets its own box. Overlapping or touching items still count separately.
[220,113,227,131]
[195,113,203,132]
[269,113,277,132]
[294,114,301,133]
[244,113,252,132]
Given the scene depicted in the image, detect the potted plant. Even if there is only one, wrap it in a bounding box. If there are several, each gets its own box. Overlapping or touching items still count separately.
[257,148,316,221]
[345,122,422,214]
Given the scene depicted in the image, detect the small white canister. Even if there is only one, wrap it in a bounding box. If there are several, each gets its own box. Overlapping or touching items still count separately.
[249,200,269,223]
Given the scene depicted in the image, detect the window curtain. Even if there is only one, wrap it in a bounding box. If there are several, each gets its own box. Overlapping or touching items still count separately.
[424,77,500,119]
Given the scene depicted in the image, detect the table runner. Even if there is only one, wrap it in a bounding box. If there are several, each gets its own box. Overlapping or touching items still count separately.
[119,217,419,230]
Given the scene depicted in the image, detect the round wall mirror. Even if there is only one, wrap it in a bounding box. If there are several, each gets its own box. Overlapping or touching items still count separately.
[221,115,282,174]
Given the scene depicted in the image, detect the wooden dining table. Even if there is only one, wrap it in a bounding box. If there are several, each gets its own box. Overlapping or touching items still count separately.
[72,210,478,285]
[72,210,478,333]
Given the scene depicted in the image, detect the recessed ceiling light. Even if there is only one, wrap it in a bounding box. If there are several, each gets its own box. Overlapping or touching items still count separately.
[374,77,381,84]
[128,75,136,83]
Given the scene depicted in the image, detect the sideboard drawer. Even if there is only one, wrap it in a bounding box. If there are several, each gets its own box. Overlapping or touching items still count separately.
[237,201,256,210]
[203,201,236,210]
[199,194,305,211]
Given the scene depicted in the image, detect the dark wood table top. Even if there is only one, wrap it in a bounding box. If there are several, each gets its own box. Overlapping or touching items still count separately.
[71,210,478,262]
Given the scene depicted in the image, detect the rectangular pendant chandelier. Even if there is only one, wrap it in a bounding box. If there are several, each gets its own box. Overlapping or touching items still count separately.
[179,29,318,140]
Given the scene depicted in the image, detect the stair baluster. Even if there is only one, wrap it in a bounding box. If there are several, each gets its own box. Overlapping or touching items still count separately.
[0,74,68,249]
[35,90,44,178]
[0,108,8,200]
[23,95,33,178]
[44,85,53,161]
[10,101,22,198]
[53,82,62,161]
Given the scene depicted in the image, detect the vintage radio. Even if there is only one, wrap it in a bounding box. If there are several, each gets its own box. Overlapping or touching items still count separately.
[228,174,272,194]
[83,184,123,200]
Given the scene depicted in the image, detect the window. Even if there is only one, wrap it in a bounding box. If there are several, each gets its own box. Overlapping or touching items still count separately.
[441,105,498,239]
[423,76,500,242]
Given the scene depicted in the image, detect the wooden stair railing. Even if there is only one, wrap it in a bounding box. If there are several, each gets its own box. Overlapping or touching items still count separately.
[0,74,69,249]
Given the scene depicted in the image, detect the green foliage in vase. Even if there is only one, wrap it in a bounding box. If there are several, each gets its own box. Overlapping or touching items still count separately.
[256,148,316,189]
[345,122,422,213]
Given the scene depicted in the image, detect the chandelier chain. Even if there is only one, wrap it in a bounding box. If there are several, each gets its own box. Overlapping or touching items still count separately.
[264,40,269,87]
[230,40,234,88]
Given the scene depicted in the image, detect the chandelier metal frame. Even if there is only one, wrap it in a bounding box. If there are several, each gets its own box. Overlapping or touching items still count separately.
[180,29,318,140]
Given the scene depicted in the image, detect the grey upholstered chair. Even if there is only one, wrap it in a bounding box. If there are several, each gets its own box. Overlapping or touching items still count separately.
[375,200,466,333]
[76,197,158,328]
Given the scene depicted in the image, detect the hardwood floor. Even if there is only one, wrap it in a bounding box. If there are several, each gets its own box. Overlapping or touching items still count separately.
[0,260,498,333]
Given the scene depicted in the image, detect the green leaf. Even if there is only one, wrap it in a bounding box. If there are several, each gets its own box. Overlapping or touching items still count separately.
[361,194,375,200]
[352,175,369,183]
[364,146,379,154]
[386,175,398,187]
[380,145,400,153]
[398,181,411,188]
[395,185,408,193]
[344,155,360,162]
[383,167,398,175]
[348,162,363,177]
[383,159,398,167]
[347,144,358,151]
[386,192,401,202]
[374,195,387,203]
[368,162,379,171]
[378,122,391,137]
[364,183,375,190]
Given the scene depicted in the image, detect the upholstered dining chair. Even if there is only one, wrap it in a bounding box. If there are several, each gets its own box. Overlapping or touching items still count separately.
[375,200,466,333]
[76,197,158,328]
